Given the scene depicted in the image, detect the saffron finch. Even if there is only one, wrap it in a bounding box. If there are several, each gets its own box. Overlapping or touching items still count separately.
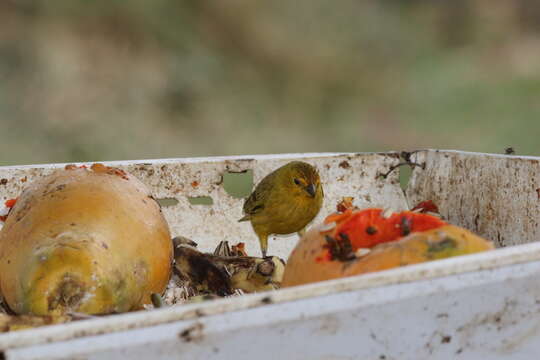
[239,161,323,257]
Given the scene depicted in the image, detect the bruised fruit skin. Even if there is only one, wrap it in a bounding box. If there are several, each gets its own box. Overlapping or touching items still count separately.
[338,225,494,277]
[0,166,172,315]
[282,223,493,287]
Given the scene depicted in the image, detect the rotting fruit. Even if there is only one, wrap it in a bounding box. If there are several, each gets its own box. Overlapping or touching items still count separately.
[282,207,493,287]
[0,164,173,315]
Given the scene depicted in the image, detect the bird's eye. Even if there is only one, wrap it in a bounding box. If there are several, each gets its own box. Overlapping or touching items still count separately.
[293,178,301,186]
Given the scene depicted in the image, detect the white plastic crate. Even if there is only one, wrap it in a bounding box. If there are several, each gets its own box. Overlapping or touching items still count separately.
[0,150,538,360]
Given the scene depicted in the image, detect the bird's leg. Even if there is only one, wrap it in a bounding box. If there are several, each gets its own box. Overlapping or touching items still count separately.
[259,234,268,258]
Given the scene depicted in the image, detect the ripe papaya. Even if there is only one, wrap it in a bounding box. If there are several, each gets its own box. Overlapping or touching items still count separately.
[0,165,172,315]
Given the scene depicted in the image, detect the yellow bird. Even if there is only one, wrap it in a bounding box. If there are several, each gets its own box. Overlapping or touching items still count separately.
[239,161,324,257]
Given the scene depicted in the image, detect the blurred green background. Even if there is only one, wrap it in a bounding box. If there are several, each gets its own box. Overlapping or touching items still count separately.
[1,0,539,165]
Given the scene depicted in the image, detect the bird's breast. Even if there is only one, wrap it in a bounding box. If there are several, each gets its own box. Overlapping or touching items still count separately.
[258,198,320,235]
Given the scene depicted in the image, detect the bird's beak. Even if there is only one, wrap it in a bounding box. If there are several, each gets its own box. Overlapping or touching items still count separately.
[305,184,316,198]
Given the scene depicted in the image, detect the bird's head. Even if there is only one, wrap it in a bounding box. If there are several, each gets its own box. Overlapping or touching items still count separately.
[283,161,322,199]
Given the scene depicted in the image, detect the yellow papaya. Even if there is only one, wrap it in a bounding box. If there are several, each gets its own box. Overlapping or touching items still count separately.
[0,165,172,315]
[282,224,494,287]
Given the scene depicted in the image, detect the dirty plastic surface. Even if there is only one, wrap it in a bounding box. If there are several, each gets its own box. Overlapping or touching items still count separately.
[0,150,538,359]
[0,152,407,258]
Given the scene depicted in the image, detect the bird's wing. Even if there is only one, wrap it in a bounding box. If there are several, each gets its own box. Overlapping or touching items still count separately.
[239,175,274,221]
[240,190,265,221]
